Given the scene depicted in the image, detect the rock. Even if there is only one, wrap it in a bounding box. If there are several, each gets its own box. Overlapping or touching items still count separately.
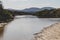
[34,23,60,40]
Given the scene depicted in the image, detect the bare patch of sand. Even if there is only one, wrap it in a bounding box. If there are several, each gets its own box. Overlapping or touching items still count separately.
[34,23,60,40]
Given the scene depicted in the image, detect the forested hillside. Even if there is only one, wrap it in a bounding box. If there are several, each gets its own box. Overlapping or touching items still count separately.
[35,8,60,18]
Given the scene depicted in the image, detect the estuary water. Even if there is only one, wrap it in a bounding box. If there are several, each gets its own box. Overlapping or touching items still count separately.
[3,15,60,40]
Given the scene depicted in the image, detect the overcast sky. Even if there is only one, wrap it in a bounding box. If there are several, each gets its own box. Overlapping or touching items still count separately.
[1,0,60,10]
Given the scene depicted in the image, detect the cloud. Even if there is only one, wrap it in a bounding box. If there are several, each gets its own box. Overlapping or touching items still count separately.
[1,0,60,10]
[19,0,28,1]
[6,0,28,2]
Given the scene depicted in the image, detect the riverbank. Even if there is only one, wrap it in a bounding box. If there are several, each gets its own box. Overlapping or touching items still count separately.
[0,23,7,32]
[0,23,7,40]
[34,23,60,40]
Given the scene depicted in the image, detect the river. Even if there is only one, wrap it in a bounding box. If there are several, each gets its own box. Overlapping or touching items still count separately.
[3,15,60,40]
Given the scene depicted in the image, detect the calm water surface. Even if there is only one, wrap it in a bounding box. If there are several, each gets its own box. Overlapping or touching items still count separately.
[3,15,60,40]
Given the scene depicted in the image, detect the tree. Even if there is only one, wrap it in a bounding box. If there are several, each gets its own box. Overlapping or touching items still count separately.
[0,1,14,22]
[0,1,3,14]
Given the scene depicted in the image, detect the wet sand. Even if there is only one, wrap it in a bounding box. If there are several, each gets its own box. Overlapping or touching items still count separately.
[0,27,4,40]
[0,23,7,40]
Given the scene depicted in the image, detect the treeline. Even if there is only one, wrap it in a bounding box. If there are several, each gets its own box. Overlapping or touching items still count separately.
[6,8,60,18]
[35,8,60,18]
[1,7,60,23]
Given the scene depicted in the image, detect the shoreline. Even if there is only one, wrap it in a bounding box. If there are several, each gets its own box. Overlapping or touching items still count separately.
[0,23,7,32]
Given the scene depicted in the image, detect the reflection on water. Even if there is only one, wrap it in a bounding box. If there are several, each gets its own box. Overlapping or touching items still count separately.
[3,15,60,40]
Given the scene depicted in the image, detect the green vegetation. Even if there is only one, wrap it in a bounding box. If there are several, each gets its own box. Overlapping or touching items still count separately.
[35,9,60,18]
[0,1,14,22]
[3,9,14,22]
